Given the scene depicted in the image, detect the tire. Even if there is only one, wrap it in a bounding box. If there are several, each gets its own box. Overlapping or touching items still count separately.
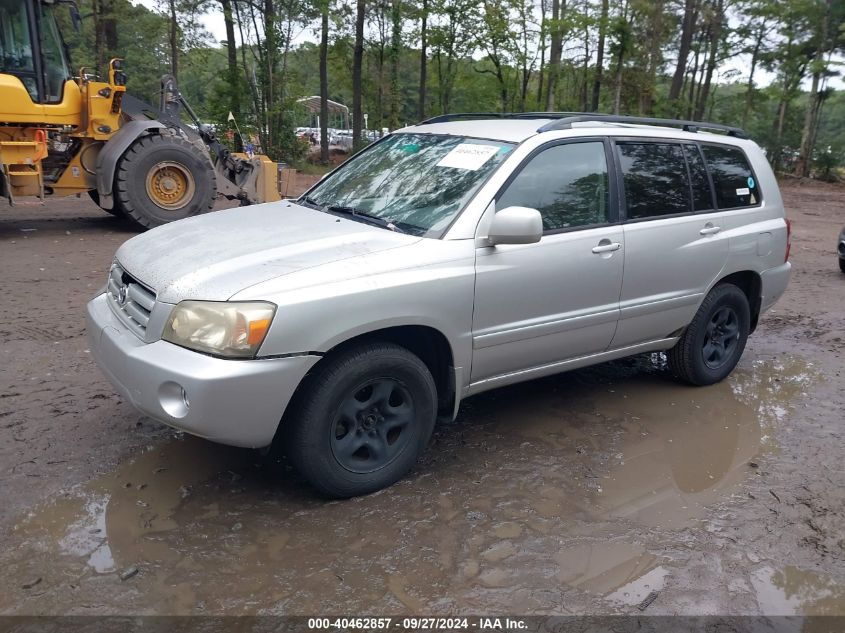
[668,283,750,386]
[114,133,216,229]
[839,258,845,274]
[284,343,437,498]
[87,189,125,217]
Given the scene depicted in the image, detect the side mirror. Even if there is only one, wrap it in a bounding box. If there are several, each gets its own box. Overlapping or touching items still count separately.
[487,206,543,245]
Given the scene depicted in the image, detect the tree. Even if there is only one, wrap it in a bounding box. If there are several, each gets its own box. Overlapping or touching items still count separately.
[219,0,239,119]
[794,0,843,177]
[352,0,366,148]
[544,0,563,110]
[429,0,479,113]
[418,0,429,119]
[668,0,699,110]
[389,0,403,129]
[590,0,609,111]
[693,0,726,121]
[609,0,631,114]
[319,0,330,163]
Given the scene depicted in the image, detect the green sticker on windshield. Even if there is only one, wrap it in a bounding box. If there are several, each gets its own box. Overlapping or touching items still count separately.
[401,143,420,153]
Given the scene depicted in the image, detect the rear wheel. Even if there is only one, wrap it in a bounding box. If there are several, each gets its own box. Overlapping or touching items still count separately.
[668,283,750,386]
[839,258,845,274]
[284,343,437,498]
[115,133,216,229]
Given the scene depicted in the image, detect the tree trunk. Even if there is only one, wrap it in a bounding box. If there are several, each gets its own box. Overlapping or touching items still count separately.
[580,24,589,111]
[92,0,105,73]
[220,0,239,117]
[262,0,278,152]
[233,1,262,149]
[389,0,402,130]
[319,5,329,164]
[742,20,767,128]
[590,0,609,111]
[545,0,562,111]
[794,0,832,178]
[639,0,663,115]
[353,0,365,150]
[613,48,624,114]
[611,0,628,115]
[668,0,698,109]
[168,0,178,79]
[418,0,428,120]
[536,0,547,108]
[771,87,790,172]
[694,0,724,121]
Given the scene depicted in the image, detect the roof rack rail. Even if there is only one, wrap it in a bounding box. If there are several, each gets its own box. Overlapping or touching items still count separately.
[418,111,587,125]
[535,114,747,138]
[419,113,505,124]
[416,112,748,139]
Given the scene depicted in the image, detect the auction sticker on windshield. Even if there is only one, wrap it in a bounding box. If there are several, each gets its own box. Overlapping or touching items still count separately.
[436,143,502,170]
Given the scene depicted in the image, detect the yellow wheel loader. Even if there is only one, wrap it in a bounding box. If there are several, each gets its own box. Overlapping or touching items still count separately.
[0,0,280,229]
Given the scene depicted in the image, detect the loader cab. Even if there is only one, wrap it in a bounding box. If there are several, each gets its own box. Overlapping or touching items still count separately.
[0,0,72,104]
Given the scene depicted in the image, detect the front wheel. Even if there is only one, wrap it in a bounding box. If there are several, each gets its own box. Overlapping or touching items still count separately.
[114,133,216,229]
[839,257,845,274]
[284,343,437,498]
[668,283,750,386]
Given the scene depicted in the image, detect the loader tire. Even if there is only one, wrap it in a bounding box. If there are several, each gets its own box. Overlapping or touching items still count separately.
[115,133,216,230]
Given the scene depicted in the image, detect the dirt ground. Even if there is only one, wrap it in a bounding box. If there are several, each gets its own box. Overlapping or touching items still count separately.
[0,179,843,617]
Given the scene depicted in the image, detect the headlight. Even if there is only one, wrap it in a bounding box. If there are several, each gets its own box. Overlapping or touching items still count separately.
[162,301,276,358]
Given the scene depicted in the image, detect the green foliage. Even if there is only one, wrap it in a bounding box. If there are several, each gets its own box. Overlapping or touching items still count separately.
[52,0,845,173]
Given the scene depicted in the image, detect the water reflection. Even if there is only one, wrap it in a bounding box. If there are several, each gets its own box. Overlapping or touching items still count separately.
[751,566,845,616]
[1,354,832,615]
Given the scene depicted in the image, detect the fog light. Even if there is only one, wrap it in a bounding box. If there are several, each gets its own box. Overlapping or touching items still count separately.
[158,381,190,419]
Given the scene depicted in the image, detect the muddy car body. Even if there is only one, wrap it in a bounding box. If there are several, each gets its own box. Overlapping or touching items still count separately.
[87,114,791,497]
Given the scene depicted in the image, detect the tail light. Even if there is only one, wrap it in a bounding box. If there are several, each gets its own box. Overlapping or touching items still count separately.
[784,218,792,262]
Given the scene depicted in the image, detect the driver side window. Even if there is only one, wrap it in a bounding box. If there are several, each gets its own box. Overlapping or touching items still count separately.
[497,141,610,232]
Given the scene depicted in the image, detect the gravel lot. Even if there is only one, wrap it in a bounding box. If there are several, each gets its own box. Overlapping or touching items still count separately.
[0,179,843,616]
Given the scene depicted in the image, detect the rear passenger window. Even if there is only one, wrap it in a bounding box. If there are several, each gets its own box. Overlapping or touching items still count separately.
[498,141,609,231]
[701,144,760,209]
[683,145,714,211]
[617,142,689,219]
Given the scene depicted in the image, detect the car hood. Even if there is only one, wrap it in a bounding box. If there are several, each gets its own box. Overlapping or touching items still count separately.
[115,202,420,303]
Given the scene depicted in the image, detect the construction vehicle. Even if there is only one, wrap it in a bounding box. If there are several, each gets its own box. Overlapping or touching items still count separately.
[0,0,280,229]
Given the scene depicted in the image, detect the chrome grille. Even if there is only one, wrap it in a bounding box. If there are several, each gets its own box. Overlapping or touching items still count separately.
[107,261,156,338]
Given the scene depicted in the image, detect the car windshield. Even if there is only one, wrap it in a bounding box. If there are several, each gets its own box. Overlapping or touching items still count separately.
[302,133,515,237]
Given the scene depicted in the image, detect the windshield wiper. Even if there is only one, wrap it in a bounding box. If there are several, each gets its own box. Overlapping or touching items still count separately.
[326,205,405,233]
[297,195,323,210]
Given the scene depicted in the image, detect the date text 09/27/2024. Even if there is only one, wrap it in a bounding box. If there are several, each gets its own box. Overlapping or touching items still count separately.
[307,617,528,630]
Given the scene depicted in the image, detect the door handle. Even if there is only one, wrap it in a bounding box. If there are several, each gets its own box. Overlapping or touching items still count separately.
[700,224,722,236]
[592,241,621,254]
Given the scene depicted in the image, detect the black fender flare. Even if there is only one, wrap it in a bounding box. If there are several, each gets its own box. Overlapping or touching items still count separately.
[95,120,165,210]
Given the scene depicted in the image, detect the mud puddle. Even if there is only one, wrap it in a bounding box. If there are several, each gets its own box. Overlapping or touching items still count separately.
[1,353,833,615]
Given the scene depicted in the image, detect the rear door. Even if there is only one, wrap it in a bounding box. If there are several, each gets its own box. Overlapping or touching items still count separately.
[610,140,729,349]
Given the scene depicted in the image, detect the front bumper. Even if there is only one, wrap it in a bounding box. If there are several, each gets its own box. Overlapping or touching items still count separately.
[759,261,792,313]
[86,293,319,448]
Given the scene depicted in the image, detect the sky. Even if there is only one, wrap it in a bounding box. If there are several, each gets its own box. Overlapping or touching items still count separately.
[130,0,843,95]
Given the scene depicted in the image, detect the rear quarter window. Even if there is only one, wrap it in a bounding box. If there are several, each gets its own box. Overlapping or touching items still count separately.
[701,144,761,209]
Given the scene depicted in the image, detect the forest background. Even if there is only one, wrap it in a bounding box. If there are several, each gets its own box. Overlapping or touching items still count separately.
[64,0,845,176]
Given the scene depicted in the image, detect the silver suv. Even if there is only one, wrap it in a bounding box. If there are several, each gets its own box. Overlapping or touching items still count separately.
[86,114,792,497]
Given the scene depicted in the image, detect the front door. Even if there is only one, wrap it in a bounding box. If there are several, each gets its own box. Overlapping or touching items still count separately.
[471,139,624,384]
